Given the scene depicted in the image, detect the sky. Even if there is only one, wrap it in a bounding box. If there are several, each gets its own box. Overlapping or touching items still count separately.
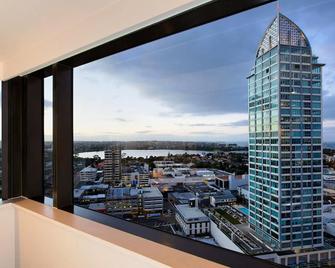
[44,0,335,143]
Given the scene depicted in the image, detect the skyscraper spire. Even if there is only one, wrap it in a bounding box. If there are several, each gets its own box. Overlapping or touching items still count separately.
[276,0,280,16]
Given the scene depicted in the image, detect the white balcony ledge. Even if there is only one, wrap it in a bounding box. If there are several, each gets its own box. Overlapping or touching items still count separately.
[0,198,227,268]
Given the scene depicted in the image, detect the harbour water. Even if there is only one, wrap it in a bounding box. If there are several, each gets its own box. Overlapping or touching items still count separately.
[76,149,209,159]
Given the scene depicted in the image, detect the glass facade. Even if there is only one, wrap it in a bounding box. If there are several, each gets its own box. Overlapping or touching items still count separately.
[248,14,324,250]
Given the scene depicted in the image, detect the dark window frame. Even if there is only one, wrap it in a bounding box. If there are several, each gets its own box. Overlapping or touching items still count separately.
[2,1,282,267]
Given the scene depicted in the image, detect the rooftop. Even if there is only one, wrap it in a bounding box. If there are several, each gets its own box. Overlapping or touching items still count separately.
[175,204,209,222]
[142,187,163,199]
[186,182,217,195]
[237,184,249,190]
[82,194,106,200]
[80,184,109,191]
[88,203,106,210]
[80,166,97,173]
[109,187,139,198]
[74,189,86,198]
[212,190,236,201]
[169,192,196,201]
[213,169,234,176]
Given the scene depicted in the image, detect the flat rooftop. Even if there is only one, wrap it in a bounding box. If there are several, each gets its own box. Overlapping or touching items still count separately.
[80,184,109,190]
[186,182,216,193]
[74,189,85,198]
[237,184,249,190]
[175,204,209,223]
[109,187,139,198]
[213,169,234,176]
[142,187,163,198]
[80,166,97,172]
[82,194,106,199]
[88,203,106,210]
[169,192,196,201]
[212,190,236,201]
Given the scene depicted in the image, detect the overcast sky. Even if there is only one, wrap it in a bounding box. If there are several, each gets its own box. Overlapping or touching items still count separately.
[44,0,335,142]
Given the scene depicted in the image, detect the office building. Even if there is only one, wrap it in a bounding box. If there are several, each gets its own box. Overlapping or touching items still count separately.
[141,187,164,217]
[209,190,237,207]
[106,187,141,216]
[175,204,210,236]
[105,187,163,218]
[79,166,98,182]
[104,145,122,186]
[122,165,150,187]
[248,13,324,250]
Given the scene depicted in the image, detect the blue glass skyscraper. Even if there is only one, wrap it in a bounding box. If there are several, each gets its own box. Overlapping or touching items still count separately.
[248,13,324,250]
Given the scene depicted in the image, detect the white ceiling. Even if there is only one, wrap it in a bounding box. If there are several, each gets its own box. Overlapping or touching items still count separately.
[0,0,209,80]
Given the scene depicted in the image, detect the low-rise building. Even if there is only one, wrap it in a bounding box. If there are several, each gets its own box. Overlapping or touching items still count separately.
[168,192,196,205]
[237,184,249,200]
[74,188,86,203]
[81,194,106,204]
[324,174,335,190]
[209,190,237,207]
[256,248,335,267]
[79,166,97,182]
[105,187,163,218]
[152,161,192,178]
[175,204,210,236]
[323,204,335,237]
[80,184,109,195]
[141,187,163,217]
[195,169,215,177]
[106,187,141,216]
[185,182,219,207]
[74,184,109,204]
[122,171,149,187]
[88,202,106,213]
[215,173,248,191]
[153,161,189,169]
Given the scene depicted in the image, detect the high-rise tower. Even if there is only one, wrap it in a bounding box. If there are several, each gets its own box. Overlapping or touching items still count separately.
[247,13,324,250]
[104,145,122,186]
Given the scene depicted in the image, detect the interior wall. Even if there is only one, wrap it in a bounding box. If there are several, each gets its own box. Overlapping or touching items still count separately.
[14,205,170,268]
[0,204,15,268]
[0,0,210,80]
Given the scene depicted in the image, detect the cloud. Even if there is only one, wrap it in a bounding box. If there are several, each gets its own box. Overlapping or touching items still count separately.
[78,9,267,117]
[189,131,218,135]
[177,119,248,128]
[324,120,335,128]
[219,119,249,127]
[136,130,153,134]
[324,95,335,120]
[114,117,128,122]
[176,123,217,127]
[100,131,121,135]
[72,0,335,141]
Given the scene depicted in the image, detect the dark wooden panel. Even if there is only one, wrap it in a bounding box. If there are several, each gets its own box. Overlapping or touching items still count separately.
[1,78,24,199]
[52,63,73,209]
[22,74,44,201]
